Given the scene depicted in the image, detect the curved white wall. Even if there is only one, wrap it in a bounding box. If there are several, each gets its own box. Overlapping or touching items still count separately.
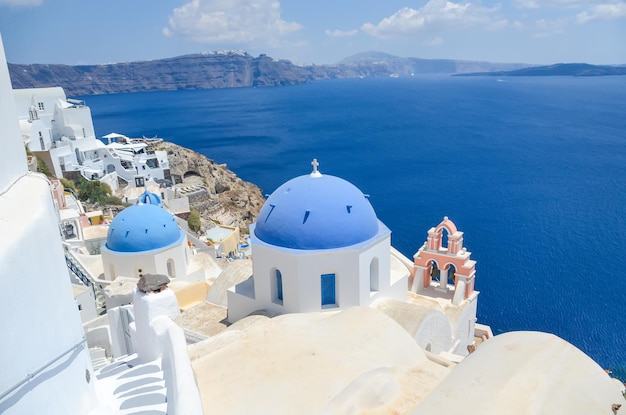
[0,36,28,191]
[414,311,453,354]
[451,296,478,356]
[101,238,197,282]
[0,36,98,414]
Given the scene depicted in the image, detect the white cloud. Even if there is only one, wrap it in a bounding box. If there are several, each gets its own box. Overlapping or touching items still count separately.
[517,0,622,8]
[361,0,503,38]
[0,0,42,6]
[517,0,572,8]
[422,37,444,46]
[488,19,510,30]
[577,2,626,22]
[533,17,568,37]
[163,0,302,44]
[516,0,540,8]
[325,29,358,38]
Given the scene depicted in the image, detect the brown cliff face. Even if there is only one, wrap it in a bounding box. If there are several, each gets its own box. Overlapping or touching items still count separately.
[8,52,320,96]
[158,141,265,231]
[8,51,533,97]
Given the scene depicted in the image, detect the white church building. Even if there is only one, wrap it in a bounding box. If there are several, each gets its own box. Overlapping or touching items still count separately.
[100,190,208,284]
[227,160,408,322]
[225,160,483,358]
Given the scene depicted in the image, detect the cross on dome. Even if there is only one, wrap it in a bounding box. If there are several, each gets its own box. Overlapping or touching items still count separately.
[310,158,322,178]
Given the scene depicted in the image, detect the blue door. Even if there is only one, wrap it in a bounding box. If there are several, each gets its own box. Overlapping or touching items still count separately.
[321,273,336,306]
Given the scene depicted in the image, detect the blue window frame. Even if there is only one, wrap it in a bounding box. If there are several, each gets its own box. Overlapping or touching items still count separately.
[321,273,336,306]
[276,269,283,301]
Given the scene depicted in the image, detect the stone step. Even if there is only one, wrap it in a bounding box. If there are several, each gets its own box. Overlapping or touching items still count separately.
[96,354,168,414]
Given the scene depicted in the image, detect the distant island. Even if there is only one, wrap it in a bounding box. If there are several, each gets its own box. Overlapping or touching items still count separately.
[8,51,528,96]
[8,52,625,96]
[455,63,626,77]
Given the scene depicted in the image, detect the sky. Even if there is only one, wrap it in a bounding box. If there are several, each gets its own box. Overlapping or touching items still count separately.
[0,0,624,65]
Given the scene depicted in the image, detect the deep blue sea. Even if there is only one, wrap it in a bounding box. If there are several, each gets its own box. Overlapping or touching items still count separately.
[83,75,626,378]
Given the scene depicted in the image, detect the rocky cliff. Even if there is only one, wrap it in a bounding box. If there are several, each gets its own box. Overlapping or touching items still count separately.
[8,51,532,96]
[9,51,326,96]
[157,141,265,231]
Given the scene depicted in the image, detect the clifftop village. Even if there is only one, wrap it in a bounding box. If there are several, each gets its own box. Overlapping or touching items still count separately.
[1,37,624,415]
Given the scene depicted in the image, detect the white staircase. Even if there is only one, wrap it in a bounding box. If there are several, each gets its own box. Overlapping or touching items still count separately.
[95,354,167,415]
[89,347,111,371]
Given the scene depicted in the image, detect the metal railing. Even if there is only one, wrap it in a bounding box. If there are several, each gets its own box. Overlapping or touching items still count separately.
[0,338,87,402]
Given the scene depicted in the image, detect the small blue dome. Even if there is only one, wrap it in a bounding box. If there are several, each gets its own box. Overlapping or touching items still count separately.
[138,190,162,207]
[254,173,379,250]
[106,204,182,252]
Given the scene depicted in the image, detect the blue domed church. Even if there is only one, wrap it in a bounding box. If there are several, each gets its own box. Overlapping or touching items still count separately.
[101,191,201,282]
[227,160,409,322]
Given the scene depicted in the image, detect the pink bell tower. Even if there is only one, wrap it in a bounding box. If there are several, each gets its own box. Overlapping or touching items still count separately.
[411,217,476,305]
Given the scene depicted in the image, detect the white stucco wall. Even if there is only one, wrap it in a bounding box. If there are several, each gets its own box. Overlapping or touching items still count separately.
[75,285,98,323]
[21,118,52,151]
[101,235,190,282]
[0,35,99,414]
[414,311,454,354]
[132,288,180,362]
[53,104,96,140]
[0,174,99,415]
[228,223,407,323]
[0,38,29,189]
[13,87,64,125]
[153,317,203,415]
[450,295,478,356]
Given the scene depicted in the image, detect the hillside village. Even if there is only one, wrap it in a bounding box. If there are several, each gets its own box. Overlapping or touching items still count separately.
[2,36,625,415]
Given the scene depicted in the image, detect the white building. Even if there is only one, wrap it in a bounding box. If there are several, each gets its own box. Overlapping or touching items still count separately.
[225,161,480,357]
[227,161,408,322]
[13,88,170,190]
[14,87,96,152]
[100,191,211,283]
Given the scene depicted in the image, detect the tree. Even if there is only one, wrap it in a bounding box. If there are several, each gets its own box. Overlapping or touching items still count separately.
[78,178,112,205]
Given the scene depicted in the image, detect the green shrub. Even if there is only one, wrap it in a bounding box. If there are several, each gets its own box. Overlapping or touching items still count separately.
[36,157,52,177]
[60,177,76,191]
[78,178,112,205]
[188,208,201,232]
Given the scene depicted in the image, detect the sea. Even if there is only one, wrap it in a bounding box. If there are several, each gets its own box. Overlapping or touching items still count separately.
[82,75,626,378]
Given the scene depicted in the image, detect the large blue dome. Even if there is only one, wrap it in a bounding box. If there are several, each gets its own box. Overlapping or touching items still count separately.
[106,204,182,252]
[254,173,379,250]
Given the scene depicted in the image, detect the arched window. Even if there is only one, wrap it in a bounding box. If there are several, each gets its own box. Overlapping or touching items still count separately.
[272,269,283,304]
[369,258,379,292]
[109,264,115,281]
[447,264,457,286]
[167,259,176,278]
[441,228,450,250]
[430,261,440,282]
